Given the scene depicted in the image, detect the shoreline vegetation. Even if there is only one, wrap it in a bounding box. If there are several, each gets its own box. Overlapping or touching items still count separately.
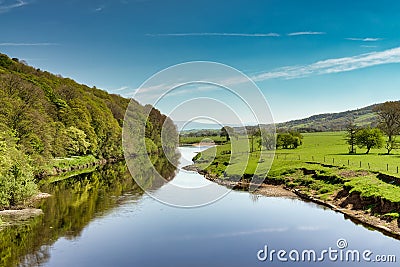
[186,130,400,240]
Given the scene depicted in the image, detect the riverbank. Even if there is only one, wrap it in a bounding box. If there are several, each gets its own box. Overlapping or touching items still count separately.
[38,155,122,178]
[0,157,121,231]
[184,163,400,239]
[0,193,51,231]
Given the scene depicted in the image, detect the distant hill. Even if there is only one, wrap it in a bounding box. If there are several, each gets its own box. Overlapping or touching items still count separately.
[276,104,380,132]
[179,103,384,134]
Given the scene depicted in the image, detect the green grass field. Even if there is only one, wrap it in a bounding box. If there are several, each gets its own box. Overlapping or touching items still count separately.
[193,131,400,208]
[179,135,227,144]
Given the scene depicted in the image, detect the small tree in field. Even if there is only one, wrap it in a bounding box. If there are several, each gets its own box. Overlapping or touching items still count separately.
[220,126,233,142]
[346,123,358,154]
[355,127,384,154]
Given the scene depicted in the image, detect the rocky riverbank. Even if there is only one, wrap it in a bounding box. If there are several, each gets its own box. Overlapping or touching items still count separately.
[0,193,51,231]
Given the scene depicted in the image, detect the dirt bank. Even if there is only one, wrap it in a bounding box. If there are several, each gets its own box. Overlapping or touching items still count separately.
[184,164,400,240]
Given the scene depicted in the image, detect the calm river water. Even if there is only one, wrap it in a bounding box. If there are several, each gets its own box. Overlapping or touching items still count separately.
[2,146,400,266]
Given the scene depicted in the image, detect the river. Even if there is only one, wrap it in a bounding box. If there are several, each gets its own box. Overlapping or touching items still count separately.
[1,146,400,266]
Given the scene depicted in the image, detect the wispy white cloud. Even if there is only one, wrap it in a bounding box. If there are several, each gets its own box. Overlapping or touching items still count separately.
[132,47,400,100]
[345,37,382,42]
[287,31,326,36]
[0,42,58,46]
[361,45,378,48]
[253,46,400,81]
[0,0,28,13]
[94,5,105,12]
[113,86,130,91]
[146,32,281,37]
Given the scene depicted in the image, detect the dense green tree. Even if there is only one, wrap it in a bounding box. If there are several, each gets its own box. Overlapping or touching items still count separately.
[65,126,91,156]
[355,127,384,154]
[0,129,37,208]
[276,132,303,149]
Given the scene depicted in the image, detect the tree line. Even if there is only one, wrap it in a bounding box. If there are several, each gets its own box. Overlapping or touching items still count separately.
[219,126,303,152]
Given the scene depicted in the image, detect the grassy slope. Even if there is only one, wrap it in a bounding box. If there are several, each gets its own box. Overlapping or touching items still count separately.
[194,132,400,213]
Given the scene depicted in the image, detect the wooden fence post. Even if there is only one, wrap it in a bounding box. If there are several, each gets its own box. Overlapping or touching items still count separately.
[359,161,361,168]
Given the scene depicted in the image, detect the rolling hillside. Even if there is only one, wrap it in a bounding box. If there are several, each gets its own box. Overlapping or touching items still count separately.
[276,104,380,132]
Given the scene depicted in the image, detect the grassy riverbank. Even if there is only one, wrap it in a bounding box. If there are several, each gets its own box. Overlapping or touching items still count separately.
[192,131,400,236]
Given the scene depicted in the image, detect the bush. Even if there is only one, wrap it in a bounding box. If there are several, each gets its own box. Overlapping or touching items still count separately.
[0,131,37,208]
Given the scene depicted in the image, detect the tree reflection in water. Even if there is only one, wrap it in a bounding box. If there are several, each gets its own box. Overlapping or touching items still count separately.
[0,153,178,267]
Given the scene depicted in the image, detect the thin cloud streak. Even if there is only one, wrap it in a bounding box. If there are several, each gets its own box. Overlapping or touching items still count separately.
[253,46,400,81]
[113,86,130,91]
[0,0,28,13]
[0,42,59,46]
[132,47,400,99]
[287,31,326,36]
[345,37,382,42]
[147,32,281,37]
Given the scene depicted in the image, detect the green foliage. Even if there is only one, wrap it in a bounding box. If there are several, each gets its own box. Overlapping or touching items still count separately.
[0,52,177,206]
[0,130,37,208]
[65,126,91,156]
[345,122,358,154]
[277,131,303,149]
[355,127,383,154]
[374,101,400,154]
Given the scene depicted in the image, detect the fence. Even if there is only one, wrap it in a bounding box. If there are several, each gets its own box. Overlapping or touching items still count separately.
[273,153,400,175]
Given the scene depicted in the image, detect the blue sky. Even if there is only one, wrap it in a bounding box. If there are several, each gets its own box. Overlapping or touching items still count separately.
[1,0,400,123]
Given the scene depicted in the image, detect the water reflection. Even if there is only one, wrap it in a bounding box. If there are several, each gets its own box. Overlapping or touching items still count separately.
[0,155,177,267]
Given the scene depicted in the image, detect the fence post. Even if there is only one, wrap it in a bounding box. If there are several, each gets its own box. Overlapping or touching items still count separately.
[324,156,326,162]
[360,161,361,168]
[333,158,335,164]
[397,166,399,174]
[387,164,389,171]
[312,156,314,161]
[368,163,370,169]
[347,159,350,166]
[298,155,300,160]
